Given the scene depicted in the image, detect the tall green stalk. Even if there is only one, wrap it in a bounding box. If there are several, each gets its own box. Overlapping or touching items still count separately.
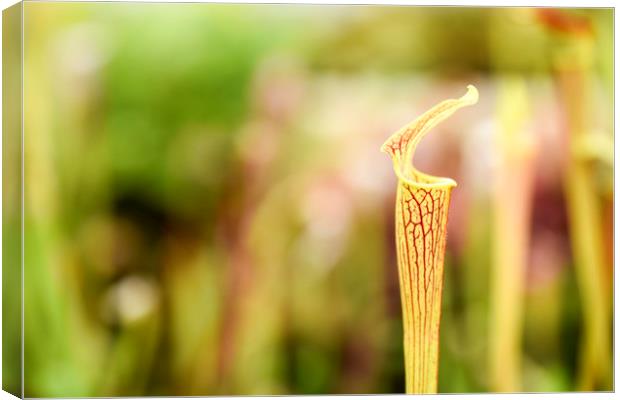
[488,77,537,392]
[554,36,612,391]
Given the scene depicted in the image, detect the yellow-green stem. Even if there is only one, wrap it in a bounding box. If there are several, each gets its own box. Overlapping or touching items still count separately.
[555,37,611,391]
[488,77,536,392]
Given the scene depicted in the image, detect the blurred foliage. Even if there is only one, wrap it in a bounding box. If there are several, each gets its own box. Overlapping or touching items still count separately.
[7,4,613,396]
[3,3,23,397]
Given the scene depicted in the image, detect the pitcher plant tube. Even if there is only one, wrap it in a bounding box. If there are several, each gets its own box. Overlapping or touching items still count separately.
[381,85,478,394]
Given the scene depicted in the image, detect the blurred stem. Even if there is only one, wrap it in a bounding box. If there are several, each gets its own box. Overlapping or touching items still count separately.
[215,166,264,393]
[381,86,478,393]
[488,77,536,392]
[24,6,105,395]
[215,110,286,392]
[553,36,611,391]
